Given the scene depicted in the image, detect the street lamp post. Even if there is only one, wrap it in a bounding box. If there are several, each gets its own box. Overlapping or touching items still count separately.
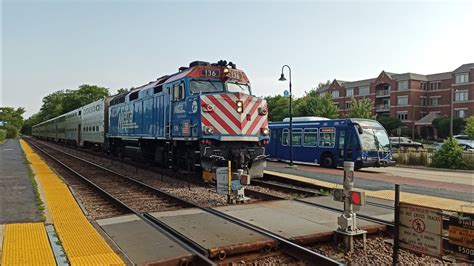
[278,65,294,167]
[450,89,457,137]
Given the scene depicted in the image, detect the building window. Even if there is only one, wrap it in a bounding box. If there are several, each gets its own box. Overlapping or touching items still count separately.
[346,88,353,97]
[333,102,340,109]
[345,102,352,109]
[397,112,408,121]
[398,81,408,90]
[359,86,369,96]
[454,90,468,102]
[455,73,469,84]
[420,97,427,106]
[430,81,440,90]
[430,97,440,106]
[397,96,408,106]
[420,82,428,90]
[455,109,468,119]
[331,90,339,98]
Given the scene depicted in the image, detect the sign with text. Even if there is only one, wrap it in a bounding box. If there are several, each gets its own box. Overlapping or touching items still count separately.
[399,203,443,257]
[216,167,229,195]
[449,214,474,258]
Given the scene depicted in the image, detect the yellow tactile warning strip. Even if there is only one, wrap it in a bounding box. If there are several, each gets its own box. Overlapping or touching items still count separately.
[264,170,474,214]
[20,140,124,265]
[1,223,56,265]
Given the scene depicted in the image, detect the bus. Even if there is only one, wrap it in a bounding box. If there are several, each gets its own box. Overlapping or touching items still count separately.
[266,117,395,170]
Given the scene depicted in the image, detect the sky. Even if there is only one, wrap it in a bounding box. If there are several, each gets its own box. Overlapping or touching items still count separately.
[2,0,474,118]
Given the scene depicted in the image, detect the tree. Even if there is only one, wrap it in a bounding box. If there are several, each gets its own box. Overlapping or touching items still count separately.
[265,95,290,122]
[431,137,466,169]
[432,117,465,139]
[347,98,376,119]
[304,93,339,119]
[377,116,402,135]
[464,116,474,139]
[0,107,26,129]
[116,88,129,94]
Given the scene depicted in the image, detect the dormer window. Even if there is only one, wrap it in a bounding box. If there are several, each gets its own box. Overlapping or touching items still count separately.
[455,73,469,84]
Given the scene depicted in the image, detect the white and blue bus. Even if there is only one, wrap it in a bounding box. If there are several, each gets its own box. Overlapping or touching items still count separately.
[266,117,395,170]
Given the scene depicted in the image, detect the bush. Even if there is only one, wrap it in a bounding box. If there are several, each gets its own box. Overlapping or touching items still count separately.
[0,129,6,142]
[2,124,19,139]
[431,138,466,169]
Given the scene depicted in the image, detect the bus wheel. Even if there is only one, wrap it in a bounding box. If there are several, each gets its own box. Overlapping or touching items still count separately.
[321,153,335,168]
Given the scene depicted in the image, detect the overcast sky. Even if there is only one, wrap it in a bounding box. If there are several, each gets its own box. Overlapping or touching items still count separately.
[2,0,474,117]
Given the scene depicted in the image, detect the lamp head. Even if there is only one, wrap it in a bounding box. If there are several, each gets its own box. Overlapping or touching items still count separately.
[278,73,287,81]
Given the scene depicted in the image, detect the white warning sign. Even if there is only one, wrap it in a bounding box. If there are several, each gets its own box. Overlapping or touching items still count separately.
[216,167,229,195]
[399,203,443,257]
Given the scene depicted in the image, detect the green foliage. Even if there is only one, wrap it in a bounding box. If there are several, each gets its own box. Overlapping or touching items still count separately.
[302,93,339,119]
[265,95,290,122]
[347,98,376,119]
[377,116,401,136]
[432,117,465,139]
[465,116,474,139]
[22,84,110,134]
[4,124,19,138]
[0,129,6,142]
[0,107,26,129]
[431,137,466,169]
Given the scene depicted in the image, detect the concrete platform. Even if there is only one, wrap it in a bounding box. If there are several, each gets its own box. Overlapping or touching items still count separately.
[151,208,276,259]
[97,214,193,265]
[0,139,42,223]
[214,200,385,245]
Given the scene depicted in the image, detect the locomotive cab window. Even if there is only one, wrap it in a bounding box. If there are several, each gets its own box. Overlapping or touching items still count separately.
[227,83,251,95]
[190,80,224,94]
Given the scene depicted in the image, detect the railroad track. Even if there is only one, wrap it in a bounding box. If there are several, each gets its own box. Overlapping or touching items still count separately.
[26,138,341,266]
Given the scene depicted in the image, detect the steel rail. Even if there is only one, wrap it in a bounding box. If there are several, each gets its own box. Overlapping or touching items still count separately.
[28,138,342,265]
[26,138,215,266]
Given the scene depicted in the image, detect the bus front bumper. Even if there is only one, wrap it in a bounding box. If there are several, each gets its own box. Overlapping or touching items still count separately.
[361,159,396,168]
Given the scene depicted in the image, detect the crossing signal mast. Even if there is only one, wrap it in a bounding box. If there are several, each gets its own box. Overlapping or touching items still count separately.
[333,161,367,251]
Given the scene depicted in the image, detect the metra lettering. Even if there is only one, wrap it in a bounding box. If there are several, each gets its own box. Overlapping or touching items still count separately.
[118,110,138,129]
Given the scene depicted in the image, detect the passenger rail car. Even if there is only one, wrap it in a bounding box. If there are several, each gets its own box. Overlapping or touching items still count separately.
[266,117,395,170]
[32,60,270,183]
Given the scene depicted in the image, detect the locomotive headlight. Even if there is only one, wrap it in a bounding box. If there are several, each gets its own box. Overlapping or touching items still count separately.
[258,107,267,115]
[236,101,243,107]
[236,101,243,113]
[261,128,270,135]
[204,126,214,134]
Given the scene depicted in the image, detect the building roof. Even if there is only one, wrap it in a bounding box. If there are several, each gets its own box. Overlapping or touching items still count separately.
[341,78,376,88]
[415,112,440,126]
[426,71,452,81]
[453,63,474,73]
[392,73,428,81]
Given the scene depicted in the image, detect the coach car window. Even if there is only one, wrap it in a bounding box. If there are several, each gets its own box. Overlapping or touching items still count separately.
[292,129,303,146]
[319,128,336,148]
[282,128,289,146]
[303,128,318,147]
[190,80,224,94]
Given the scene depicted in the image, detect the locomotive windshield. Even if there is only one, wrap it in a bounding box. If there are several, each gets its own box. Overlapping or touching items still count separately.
[227,83,251,94]
[190,80,224,94]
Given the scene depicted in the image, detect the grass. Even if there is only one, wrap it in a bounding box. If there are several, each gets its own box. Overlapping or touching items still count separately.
[22,149,46,221]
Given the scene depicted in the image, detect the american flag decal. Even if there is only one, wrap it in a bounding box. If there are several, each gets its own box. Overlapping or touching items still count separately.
[182,121,190,136]
[200,93,268,135]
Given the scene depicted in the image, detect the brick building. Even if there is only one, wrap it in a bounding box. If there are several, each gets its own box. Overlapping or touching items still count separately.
[318,63,474,139]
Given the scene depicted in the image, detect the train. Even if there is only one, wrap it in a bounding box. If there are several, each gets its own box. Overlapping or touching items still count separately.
[32,60,270,200]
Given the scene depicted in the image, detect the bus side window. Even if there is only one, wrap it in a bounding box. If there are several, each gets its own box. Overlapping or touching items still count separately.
[282,128,289,146]
[319,128,335,148]
[292,129,302,146]
[303,128,318,147]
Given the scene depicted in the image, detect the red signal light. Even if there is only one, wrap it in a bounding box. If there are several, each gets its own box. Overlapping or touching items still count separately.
[349,191,366,206]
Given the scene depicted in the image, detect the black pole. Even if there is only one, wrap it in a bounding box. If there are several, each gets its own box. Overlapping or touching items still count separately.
[393,184,400,266]
[289,73,293,166]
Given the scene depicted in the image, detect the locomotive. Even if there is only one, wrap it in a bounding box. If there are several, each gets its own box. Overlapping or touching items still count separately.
[32,60,269,200]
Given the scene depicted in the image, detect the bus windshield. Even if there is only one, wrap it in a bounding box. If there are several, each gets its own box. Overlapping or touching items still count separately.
[190,80,224,94]
[360,127,390,151]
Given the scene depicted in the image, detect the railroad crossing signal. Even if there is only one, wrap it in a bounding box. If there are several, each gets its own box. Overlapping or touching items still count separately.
[332,189,366,206]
